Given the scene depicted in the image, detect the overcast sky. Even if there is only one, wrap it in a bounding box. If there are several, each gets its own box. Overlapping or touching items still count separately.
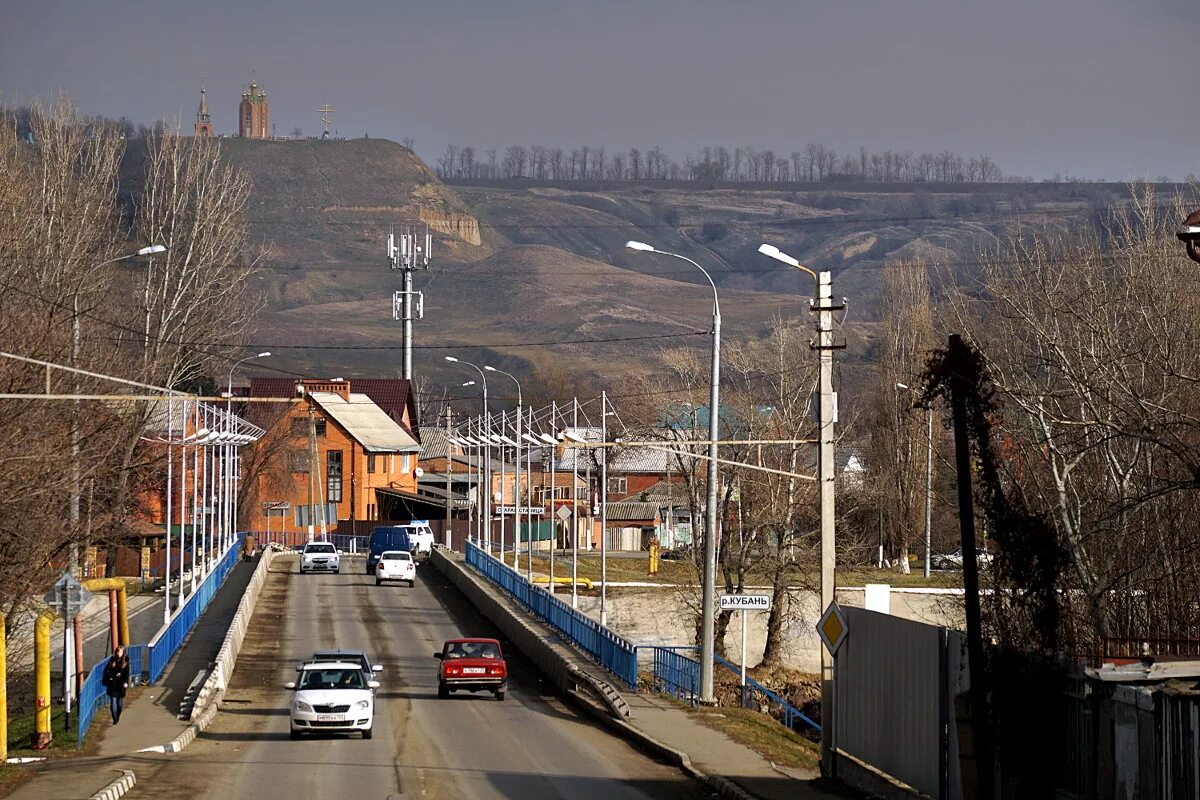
[2,0,1196,180]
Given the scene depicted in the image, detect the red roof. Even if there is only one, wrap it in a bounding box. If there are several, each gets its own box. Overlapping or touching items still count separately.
[248,377,419,439]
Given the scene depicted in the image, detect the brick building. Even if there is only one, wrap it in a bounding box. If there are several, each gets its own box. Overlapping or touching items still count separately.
[239,79,269,139]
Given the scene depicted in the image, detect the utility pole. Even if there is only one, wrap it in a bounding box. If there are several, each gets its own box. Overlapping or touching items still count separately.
[814,269,843,776]
[948,334,994,800]
[308,406,317,541]
[600,391,609,627]
[389,226,431,380]
[923,404,934,579]
[444,406,453,548]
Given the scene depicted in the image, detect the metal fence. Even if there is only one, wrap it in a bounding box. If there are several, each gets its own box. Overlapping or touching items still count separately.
[646,645,700,701]
[254,530,367,553]
[712,653,820,731]
[76,644,146,745]
[464,540,638,688]
[146,539,242,684]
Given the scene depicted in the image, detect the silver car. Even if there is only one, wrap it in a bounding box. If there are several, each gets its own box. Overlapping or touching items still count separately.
[300,541,340,574]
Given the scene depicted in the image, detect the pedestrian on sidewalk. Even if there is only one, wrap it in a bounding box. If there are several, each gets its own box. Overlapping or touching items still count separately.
[102,645,131,724]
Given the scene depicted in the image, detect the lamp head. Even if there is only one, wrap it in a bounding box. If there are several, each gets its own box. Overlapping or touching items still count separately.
[484,365,497,372]
[257,351,271,358]
[757,243,800,268]
[445,356,458,363]
[462,381,475,387]
[625,240,655,252]
[896,383,910,390]
[136,244,167,256]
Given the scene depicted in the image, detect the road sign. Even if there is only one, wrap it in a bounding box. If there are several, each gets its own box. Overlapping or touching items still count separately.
[496,506,545,515]
[556,505,572,522]
[816,601,848,655]
[719,593,772,611]
[43,571,94,618]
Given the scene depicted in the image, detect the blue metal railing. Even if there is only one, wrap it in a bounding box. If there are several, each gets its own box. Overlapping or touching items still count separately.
[146,539,242,684]
[464,540,638,689]
[77,645,146,745]
[714,653,820,732]
[646,645,701,702]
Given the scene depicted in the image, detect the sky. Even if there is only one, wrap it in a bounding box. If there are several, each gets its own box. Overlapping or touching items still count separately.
[2,0,1197,181]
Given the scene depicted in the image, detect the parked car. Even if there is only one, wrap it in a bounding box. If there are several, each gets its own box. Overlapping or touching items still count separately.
[932,548,994,571]
[376,550,416,586]
[286,660,378,739]
[660,545,694,561]
[434,638,507,701]
[300,541,340,574]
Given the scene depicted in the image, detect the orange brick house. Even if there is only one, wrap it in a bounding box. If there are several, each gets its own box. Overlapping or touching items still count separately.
[246,379,421,536]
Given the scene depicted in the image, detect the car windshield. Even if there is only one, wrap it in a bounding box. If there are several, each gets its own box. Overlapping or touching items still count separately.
[382,552,411,561]
[306,544,336,554]
[299,668,365,690]
[444,641,500,659]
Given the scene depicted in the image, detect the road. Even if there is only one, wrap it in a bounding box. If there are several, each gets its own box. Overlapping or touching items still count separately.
[124,554,705,800]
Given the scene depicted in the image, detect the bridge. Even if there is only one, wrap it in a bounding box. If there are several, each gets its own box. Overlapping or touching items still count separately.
[11,543,834,800]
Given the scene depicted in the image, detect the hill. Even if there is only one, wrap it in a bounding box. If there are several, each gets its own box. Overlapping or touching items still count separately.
[125,137,1148,405]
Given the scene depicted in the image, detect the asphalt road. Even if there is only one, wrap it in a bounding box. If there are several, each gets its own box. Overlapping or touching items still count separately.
[123,555,705,800]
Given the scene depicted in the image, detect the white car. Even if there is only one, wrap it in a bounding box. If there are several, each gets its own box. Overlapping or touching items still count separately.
[375,550,416,586]
[287,660,378,739]
[300,541,340,574]
[406,523,435,558]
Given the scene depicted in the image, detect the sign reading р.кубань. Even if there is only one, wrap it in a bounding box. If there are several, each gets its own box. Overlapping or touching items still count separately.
[718,593,772,611]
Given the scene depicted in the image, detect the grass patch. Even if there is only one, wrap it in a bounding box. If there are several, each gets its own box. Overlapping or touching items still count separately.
[498,553,963,590]
[5,688,115,759]
[686,705,820,772]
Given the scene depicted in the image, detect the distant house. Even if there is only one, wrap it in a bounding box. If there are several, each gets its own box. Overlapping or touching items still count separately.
[245,379,423,537]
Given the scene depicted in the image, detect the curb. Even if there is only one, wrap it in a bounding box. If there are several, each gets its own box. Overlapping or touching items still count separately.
[584,703,759,800]
[89,769,136,800]
[134,675,223,754]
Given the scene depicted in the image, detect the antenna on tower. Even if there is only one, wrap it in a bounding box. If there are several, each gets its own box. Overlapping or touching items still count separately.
[388,223,434,379]
[318,103,335,139]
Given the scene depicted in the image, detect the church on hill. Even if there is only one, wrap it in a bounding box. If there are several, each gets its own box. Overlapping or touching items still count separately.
[239,79,270,139]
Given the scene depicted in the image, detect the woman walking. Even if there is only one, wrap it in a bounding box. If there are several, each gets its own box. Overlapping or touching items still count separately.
[102,645,130,725]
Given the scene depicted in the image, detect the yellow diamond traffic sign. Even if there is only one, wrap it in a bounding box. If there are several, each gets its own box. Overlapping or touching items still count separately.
[816,602,848,655]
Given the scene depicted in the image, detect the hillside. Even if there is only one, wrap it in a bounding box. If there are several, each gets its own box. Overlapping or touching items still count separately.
[121,137,1145,401]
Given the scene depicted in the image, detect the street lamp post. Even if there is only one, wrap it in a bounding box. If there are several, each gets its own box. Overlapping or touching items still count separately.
[226,352,270,556]
[898,383,935,578]
[447,357,490,552]
[758,242,838,775]
[486,366,522,572]
[626,241,721,704]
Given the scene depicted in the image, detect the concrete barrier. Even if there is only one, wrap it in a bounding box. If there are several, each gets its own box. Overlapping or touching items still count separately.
[430,548,630,718]
[187,545,279,722]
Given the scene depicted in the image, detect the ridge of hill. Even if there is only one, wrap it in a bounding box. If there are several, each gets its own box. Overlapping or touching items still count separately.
[127,137,1138,399]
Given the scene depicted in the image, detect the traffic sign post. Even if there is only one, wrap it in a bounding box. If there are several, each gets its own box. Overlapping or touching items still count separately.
[719,594,773,700]
[44,572,94,732]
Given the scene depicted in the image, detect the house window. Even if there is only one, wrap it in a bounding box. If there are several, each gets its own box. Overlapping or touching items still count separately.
[290,453,310,473]
[607,477,628,496]
[327,450,343,503]
[367,453,377,474]
[295,503,337,527]
[401,454,412,472]
[367,503,376,519]
[290,417,326,438]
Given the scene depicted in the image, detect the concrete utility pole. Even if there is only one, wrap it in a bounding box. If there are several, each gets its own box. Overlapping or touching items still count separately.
[389,226,431,380]
[815,269,840,775]
[444,406,453,548]
[600,391,609,627]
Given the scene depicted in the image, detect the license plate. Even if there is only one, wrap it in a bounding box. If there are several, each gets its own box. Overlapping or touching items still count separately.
[316,714,344,722]
[462,667,486,675]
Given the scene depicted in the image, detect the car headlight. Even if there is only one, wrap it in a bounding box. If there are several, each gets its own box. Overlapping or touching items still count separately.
[355,699,370,710]
[293,700,313,712]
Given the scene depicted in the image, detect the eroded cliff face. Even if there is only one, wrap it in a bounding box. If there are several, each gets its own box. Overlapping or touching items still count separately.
[419,209,481,246]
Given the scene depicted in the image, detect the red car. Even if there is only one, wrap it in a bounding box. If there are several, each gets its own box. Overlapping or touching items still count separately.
[434,638,507,701]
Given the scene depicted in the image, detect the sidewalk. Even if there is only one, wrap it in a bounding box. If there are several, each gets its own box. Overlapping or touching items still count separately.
[5,560,259,800]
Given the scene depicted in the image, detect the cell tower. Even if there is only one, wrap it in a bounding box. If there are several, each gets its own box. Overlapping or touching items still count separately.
[318,103,335,139]
[388,225,432,379]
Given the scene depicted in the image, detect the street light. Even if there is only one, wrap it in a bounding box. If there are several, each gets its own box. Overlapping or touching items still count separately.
[447,356,491,552]
[225,352,270,555]
[898,384,935,578]
[486,366,524,573]
[758,241,838,774]
[626,240,721,704]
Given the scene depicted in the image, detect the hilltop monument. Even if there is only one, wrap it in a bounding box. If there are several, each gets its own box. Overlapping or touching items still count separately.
[239,78,270,139]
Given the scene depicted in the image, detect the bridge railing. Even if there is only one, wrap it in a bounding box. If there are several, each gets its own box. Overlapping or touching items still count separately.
[464,540,638,689]
[644,645,701,702]
[146,538,241,684]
